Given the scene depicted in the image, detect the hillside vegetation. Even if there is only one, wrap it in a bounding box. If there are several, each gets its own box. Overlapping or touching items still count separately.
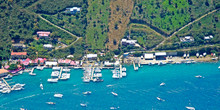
[157,10,220,50]
[129,24,164,49]
[107,0,134,50]
[132,0,216,34]
[29,0,83,14]
[85,0,110,49]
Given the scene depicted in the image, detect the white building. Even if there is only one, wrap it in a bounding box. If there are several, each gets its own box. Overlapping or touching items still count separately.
[45,61,57,66]
[65,7,81,14]
[144,53,154,60]
[204,35,213,40]
[43,44,53,50]
[121,39,137,46]
[86,54,97,60]
[180,36,194,43]
[155,52,167,60]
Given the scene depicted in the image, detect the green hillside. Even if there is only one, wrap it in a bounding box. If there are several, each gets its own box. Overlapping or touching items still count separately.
[131,0,216,34]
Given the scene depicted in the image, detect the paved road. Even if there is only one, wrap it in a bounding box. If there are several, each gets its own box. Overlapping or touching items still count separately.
[153,9,218,50]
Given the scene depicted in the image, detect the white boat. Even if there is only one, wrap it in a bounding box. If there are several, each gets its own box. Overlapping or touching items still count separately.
[218,66,220,69]
[158,61,166,66]
[51,71,59,77]
[54,93,63,98]
[112,73,121,79]
[36,66,44,70]
[195,75,203,78]
[80,103,87,107]
[83,77,90,83]
[0,87,11,93]
[40,83,43,90]
[122,67,126,72]
[0,83,7,89]
[94,68,101,73]
[60,73,70,80]
[196,53,199,58]
[156,97,165,101]
[160,82,165,86]
[52,67,61,70]
[18,71,23,74]
[29,72,36,76]
[122,72,126,77]
[186,106,195,110]
[4,74,13,79]
[47,78,58,83]
[46,102,56,105]
[110,107,117,109]
[63,68,71,72]
[134,67,138,71]
[93,73,102,77]
[106,85,113,87]
[83,91,92,95]
[12,83,25,91]
[20,108,25,110]
[111,92,118,96]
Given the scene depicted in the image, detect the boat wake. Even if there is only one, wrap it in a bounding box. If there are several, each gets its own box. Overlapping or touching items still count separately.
[0,94,40,107]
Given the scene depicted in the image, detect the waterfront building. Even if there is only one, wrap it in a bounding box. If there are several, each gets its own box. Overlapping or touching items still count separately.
[155,52,167,60]
[0,69,9,78]
[86,54,97,60]
[12,43,26,49]
[11,52,27,59]
[144,53,154,60]
[45,61,58,67]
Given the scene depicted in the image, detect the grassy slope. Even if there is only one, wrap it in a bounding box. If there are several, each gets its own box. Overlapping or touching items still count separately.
[86,0,109,49]
[131,0,216,34]
[107,0,134,50]
[130,24,164,49]
[157,10,220,50]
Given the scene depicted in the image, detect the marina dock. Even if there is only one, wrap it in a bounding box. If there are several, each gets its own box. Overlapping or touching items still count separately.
[58,67,63,79]
[90,67,94,80]
[30,67,36,74]
[120,65,122,76]
[1,78,12,90]
[133,62,138,71]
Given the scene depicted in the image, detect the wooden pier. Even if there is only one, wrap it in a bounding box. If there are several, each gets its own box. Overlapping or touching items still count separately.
[90,67,94,80]
[1,78,12,90]
[119,65,122,76]
[29,67,36,74]
[133,62,138,71]
[58,67,63,79]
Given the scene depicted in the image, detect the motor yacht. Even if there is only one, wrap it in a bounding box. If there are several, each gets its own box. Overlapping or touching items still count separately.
[47,78,58,83]
[36,66,44,70]
[195,75,203,78]
[122,72,126,77]
[122,67,126,72]
[54,93,63,98]
[63,68,70,72]
[156,97,165,101]
[80,103,87,107]
[111,92,118,96]
[93,73,102,77]
[186,106,195,110]
[51,71,59,78]
[4,74,13,79]
[52,67,61,71]
[40,83,43,90]
[83,91,92,95]
[46,102,56,105]
[60,73,70,80]
[160,82,165,86]
[94,68,101,73]
[83,77,90,83]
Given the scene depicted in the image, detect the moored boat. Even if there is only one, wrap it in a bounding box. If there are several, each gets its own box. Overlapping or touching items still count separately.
[160,82,165,86]
[40,83,43,90]
[54,93,63,98]
[47,78,58,83]
[111,92,118,96]
[186,106,195,110]
[83,91,92,95]
[80,103,87,107]
[46,102,56,105]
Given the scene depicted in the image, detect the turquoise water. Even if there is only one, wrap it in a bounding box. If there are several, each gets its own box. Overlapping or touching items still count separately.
[0,62,220,110]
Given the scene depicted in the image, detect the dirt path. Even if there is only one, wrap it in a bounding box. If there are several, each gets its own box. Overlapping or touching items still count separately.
[152,9,218,50]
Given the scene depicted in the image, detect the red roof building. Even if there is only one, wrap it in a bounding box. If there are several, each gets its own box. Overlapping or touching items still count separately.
[11,52,27,59]
[37,31,51,39]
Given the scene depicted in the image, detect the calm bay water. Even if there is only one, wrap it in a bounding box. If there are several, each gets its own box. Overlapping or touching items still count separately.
[0,62,220,110]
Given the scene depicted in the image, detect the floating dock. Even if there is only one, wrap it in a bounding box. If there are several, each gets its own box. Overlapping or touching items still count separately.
[90,67,94,80]
[1,78,12,90]
[120,65,122,76]
[58,67,63,79]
